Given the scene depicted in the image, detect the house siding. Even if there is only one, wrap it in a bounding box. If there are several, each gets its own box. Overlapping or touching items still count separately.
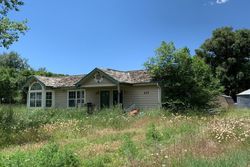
[81,75,116,87]
[237,95,250,108]
[123,85,161,109]
[85,88,100,108]
[54,89,68,108]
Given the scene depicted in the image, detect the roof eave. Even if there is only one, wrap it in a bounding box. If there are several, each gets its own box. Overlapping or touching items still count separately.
[132,81,158,86]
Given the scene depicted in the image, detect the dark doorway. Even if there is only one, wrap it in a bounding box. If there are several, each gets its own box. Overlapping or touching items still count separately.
[100,91,110,109]
[113,90,123,107]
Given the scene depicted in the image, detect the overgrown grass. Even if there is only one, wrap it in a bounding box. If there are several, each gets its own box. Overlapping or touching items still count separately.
[0,143,80,167]
[0,105,249,166]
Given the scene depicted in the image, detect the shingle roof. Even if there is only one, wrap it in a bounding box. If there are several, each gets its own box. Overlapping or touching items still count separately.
[31,68,153,88]
[100,68,152,84]
[34,75,84,88]
[127,69,152,83]
[237,89,250,96]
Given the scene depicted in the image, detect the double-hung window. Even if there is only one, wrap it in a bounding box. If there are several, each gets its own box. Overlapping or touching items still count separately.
[46,92,53,107]
[68,90,85,107]
[29,83,43,107]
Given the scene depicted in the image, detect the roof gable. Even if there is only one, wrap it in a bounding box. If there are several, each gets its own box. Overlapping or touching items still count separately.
[76,68,119,86]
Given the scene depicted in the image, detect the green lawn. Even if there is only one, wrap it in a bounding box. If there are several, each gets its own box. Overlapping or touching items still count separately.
[0,106,249,166]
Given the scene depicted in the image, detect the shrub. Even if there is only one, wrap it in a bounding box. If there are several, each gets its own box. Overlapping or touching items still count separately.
[144,41,223,111]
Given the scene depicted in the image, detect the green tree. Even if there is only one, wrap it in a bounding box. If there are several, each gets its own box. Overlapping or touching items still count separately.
[0,52,65,104]
[0,52,29,70]
[0,52,29,103]
[0,0,28,48]
[35,67,54,77]
[145,41,223,111]
[196,27,250,100]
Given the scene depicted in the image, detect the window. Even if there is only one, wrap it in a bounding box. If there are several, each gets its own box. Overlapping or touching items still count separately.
[29,82,43,108]
[30,92,42,107]
[30,83,42,90]
[68,90,85,107]
[46,92,53,107]
[68,91,76,107]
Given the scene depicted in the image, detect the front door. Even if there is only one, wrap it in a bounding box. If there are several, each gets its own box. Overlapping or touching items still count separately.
[100,91,110,109]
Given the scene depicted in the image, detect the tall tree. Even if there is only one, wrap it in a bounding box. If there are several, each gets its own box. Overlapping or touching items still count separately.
[0,51,29,70]
[145,41,222,111]
[0,52,66,104]
[0,0,28,48]
[196,27,250,100]
[0,52,30,103]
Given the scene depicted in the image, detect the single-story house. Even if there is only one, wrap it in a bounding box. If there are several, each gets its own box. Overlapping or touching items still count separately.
[237,89,250,108]
[24,68,162,110]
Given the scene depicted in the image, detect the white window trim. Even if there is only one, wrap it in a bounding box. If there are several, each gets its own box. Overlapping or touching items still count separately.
[67,89,86,108]
[28,82,44,108]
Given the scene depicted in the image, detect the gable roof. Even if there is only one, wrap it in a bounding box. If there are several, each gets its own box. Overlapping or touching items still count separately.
[25,68,154,89]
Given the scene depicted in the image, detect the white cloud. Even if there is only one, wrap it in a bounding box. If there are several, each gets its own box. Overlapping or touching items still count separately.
[204,0,230,6]
[216,0,229,4]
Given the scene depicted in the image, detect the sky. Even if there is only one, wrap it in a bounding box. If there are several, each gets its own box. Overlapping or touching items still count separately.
[1,0,250,75]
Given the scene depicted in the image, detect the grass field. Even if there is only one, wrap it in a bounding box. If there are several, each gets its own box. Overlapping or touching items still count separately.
[0,106,249,166]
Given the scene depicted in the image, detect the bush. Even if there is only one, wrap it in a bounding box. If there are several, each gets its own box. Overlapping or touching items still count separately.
[145,41,223,111]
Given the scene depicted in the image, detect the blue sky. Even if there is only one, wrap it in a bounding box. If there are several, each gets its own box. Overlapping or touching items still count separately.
[1,0,250,75]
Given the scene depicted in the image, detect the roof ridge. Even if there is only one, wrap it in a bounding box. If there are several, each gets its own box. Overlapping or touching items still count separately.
[101,68,147,73]
[35,75,84,78]
[102,68,127,73]
[126,69,147,73]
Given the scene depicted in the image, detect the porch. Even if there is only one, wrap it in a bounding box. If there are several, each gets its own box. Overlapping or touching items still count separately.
[85,86,124,110]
